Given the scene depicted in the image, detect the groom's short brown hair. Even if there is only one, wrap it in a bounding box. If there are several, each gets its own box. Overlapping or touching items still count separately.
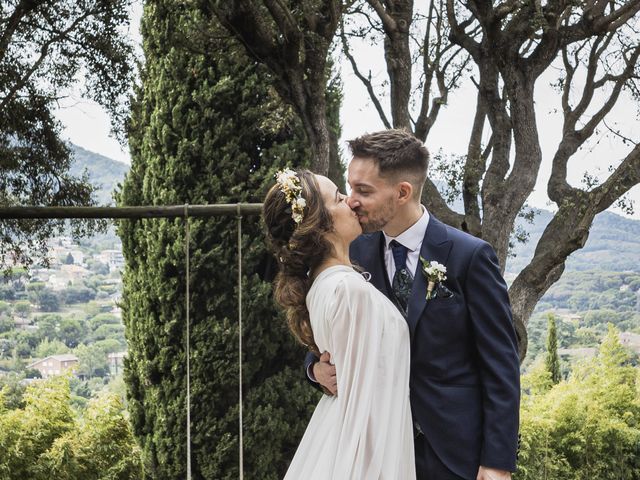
[347,129,429,198]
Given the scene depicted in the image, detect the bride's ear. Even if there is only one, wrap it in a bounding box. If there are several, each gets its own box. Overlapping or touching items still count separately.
[397,182,413,204]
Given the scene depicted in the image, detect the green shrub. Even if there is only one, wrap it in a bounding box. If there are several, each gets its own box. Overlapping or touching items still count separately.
[516,325,640,479]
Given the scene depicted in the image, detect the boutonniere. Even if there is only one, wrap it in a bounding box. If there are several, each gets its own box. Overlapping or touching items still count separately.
[419,256,447,300]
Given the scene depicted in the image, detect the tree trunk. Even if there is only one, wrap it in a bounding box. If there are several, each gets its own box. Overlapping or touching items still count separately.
[304,99,332,175]
[383,4,413,130]
[508,199,594,360]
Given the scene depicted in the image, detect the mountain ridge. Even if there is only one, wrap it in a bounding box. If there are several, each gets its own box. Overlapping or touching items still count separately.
[69,144,129,205]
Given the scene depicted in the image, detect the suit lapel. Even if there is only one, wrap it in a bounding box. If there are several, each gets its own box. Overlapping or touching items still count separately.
[354,232,393,299]
[407,216,453,338]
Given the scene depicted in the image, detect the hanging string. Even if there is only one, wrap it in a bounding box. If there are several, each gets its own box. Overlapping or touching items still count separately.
[237,205,244,479]
[185,204,192,480]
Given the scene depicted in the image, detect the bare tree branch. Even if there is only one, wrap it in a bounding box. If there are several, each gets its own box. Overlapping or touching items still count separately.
[263,0,300,39]
[462,92,487,236]
[603,118,639,146]
[421,178,465,227]
[210,0,342,174]
[339,24,391,128]
[415,0,470,140]
[364,0,413,128]
[0,0,41,61]
[592,143,640,213]
[549,42,640,202]
[446,0,481,58]
[510,141,640,359]
[0,9,99,110]
[364,0,397,32]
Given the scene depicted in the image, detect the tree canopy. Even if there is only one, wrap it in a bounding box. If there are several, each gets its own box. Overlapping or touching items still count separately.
[0,375,142,480]
[0,0,135,271]
[518,325,640,479]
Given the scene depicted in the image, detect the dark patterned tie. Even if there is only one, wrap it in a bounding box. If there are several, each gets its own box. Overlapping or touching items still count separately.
[390,240,413,316]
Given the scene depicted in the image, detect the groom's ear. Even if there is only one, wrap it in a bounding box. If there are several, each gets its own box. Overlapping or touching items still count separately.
[397,181,413,204]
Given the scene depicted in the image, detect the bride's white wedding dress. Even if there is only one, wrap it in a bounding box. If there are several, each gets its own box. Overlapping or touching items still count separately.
[284,265,416,479]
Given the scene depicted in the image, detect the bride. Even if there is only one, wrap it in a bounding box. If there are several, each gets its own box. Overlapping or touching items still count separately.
[263,169,416,479]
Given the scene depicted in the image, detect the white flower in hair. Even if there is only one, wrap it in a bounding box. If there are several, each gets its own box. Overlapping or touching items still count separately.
[275,168,306,224]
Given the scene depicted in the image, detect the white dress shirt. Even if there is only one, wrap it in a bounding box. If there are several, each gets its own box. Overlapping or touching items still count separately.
[383,206,430,284]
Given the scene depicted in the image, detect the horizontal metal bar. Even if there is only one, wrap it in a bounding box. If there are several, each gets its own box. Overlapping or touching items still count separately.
[0,203,263,219]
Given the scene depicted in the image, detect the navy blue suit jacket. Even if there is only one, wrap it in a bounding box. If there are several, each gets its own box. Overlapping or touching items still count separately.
[305,216,520,478]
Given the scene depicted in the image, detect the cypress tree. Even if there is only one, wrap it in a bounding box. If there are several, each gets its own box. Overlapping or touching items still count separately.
[545,314,561,384]
[118,3,339,478]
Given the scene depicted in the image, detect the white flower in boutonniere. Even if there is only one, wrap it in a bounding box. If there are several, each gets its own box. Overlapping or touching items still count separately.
[419,257,447,300]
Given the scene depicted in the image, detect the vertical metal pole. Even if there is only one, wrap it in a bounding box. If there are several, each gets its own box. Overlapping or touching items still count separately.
[237,206,244,479]
[185,204,192,480]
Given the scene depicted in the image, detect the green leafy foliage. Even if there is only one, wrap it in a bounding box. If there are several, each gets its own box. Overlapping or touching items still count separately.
[545,314,562,384]
[74,343,110,378]
[524,271,640,367]
[0,376,142,480]
[517,325,640,479]
[35,338,70,358]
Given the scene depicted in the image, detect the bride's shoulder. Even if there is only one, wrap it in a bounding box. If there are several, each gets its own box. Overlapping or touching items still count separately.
[332,269,373,297]
[312,266,366,293]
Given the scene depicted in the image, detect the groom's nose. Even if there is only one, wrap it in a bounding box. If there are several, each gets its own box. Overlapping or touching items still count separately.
[346,196,359,210]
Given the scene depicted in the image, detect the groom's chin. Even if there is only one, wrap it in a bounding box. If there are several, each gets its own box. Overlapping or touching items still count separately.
[359,223,378,234]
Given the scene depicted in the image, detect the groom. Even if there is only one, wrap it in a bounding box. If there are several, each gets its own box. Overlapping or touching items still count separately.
[305,129,520,480]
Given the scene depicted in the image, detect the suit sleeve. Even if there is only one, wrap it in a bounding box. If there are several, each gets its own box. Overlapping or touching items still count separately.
[465,242,520,471]
[304,350,323,392]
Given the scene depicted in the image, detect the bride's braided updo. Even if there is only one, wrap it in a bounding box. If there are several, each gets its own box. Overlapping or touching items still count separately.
[263,169,334,355]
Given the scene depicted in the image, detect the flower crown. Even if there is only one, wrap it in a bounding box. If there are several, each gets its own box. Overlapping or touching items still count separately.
[275,169,306,224]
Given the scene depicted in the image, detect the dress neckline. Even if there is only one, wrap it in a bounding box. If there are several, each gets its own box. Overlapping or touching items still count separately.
[309,265,373,291]
[312,264,354,282]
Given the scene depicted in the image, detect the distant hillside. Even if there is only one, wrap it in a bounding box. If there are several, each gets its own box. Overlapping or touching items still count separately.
[434,180,640,275]
[68,144,129,205]
[505,209,640,275]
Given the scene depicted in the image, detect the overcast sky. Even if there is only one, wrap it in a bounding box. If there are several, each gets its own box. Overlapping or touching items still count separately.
[53,3,639,219]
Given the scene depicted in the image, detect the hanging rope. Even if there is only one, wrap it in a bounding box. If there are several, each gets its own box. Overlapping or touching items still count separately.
[185,204,192,480]
[237,205,244,479]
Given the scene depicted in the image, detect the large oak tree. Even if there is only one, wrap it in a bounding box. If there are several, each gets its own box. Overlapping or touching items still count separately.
[209,0,640,359]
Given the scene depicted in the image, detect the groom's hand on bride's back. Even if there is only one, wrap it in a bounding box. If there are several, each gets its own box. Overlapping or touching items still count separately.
[313,351,337,396]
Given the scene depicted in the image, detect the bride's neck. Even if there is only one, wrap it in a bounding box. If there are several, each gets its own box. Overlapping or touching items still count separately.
[312,244,351,279]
